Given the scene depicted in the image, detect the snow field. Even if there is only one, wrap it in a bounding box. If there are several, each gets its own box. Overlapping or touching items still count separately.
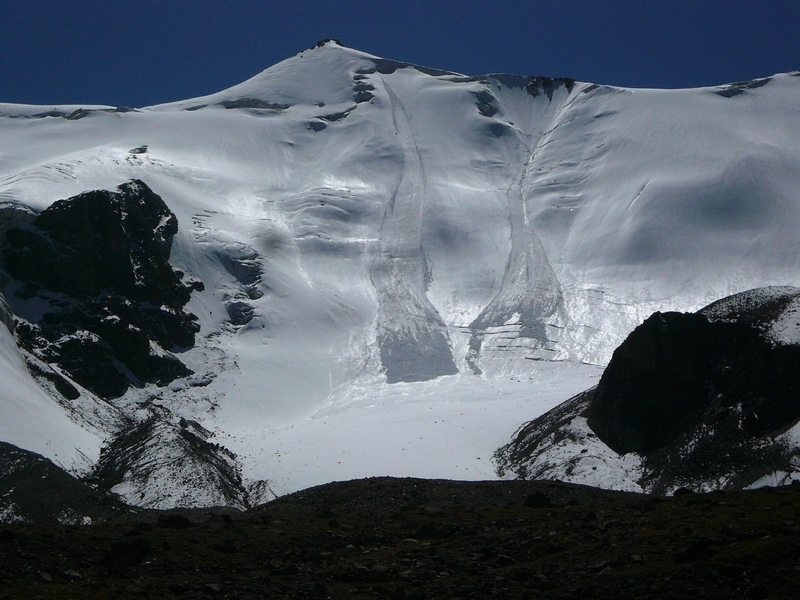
[1,42,799,503]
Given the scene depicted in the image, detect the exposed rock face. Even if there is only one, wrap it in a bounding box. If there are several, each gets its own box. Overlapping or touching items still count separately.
[5,179,194,311]
[715,76,772,98]
[2,180,201,398]
[496,287,800,493]
[586,311,717,454]
[586,287,800,454]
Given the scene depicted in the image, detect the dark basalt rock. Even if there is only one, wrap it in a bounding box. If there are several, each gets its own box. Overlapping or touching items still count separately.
[307,120,327,132]
[497,287,800,492]
[29,326,131,399]
[0,106,137,120]
[715,77,772,98]
[2,180,200,398]
[320,107,355,122]
[494,388,597,481]
[310,38,343,49]
[586,311,716,454]
[526,76,576,100]
[487,122,510,138]
[352,79,376,104]
[353,90,374,104]
[586,288,800,455]
[476,74,576,100]
[219,98,290,111]
[6,180,181,304]
[357,58,459,78]
[214,244,262,302]
[226,301,255,326]
[471,90,499,117]
[0,290,14,333]
[26,360,81,400]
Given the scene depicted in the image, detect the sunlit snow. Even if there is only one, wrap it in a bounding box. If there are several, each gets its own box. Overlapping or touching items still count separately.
[1,42,799,502]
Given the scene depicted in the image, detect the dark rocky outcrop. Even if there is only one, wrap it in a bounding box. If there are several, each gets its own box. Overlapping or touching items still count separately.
[356,58,459,78]
[2,180,201,398]
[353,79,375,104]
[219,98,290,111]
[0,290,14,333]
[585,311,717,455]
[0,106,136,120]
[466,74,576,100]
[496,287,800,493]
[526,75,576,99]
[310,38,343,50]
[586,287,800,455]
[4,180,189,313]
[715,76,772,98]
[319,106,355,122]
[472,90,499,117]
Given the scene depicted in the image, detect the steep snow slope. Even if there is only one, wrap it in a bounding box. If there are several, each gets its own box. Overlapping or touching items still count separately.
[1,41,799,504]
[0,301,103,474]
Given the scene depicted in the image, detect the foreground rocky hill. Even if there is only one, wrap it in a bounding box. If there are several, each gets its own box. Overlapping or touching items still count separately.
[1,477,798,599]
[0,441,131,525]
[495,286,800,493]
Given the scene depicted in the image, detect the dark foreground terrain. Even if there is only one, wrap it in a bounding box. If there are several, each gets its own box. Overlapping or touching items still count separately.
[1,477,799,599]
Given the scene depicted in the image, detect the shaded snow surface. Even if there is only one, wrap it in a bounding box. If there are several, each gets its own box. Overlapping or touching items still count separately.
[1,42,799,505]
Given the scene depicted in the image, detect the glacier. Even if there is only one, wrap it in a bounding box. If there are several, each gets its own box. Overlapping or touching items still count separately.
[1,41,799,505]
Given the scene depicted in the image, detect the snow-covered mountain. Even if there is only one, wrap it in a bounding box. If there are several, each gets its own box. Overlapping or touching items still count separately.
[1,40,799,509]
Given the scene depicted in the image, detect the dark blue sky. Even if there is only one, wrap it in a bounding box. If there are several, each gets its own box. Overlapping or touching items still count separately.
[2,0,798,108]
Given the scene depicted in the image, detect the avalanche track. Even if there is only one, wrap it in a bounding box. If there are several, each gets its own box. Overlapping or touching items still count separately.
[1,41,799,508]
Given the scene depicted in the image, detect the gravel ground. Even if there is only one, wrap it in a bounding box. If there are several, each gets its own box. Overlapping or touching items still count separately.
[1,477,799,599]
